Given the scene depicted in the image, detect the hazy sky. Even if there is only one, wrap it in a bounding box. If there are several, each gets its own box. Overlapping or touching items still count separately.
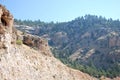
[0,0,120,22]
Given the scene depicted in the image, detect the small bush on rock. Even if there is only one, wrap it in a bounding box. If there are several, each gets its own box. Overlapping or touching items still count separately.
[16,39,22,45]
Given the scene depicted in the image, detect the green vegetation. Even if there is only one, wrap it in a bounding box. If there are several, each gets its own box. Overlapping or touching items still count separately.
[16,39,23,45]
[15,15,120,78]
[52,49,120,78]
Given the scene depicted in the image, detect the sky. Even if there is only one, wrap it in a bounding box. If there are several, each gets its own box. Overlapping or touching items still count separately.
[0,0,120,22]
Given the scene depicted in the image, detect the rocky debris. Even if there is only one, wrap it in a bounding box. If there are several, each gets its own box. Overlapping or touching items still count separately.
[0,44,97,80]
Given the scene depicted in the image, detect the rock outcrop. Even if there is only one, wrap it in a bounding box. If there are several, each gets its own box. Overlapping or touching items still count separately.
[23,34,52,56]
[0,4,14,53]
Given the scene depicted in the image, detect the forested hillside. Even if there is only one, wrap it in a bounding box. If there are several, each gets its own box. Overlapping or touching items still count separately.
[14,15,120,78]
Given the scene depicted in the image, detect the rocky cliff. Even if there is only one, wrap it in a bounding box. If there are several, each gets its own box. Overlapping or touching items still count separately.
[0,4,14,53]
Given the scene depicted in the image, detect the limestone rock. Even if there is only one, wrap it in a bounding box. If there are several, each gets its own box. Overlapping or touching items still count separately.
[0,4,14,52]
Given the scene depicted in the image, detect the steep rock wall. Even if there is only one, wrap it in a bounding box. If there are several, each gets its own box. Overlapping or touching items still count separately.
[0,4,14,53]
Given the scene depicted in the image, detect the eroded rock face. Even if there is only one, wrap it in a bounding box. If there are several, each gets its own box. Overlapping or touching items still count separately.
[0,4,13,33]
[23,35,52,56]
[0,4,14,52]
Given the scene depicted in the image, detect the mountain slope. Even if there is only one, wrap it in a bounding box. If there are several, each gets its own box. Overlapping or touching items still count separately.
[1,43,99,80]
[14,15,120,78]
[0,4,99,80]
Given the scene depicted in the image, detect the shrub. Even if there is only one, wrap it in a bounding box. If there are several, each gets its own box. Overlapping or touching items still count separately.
[16,39,22,45]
